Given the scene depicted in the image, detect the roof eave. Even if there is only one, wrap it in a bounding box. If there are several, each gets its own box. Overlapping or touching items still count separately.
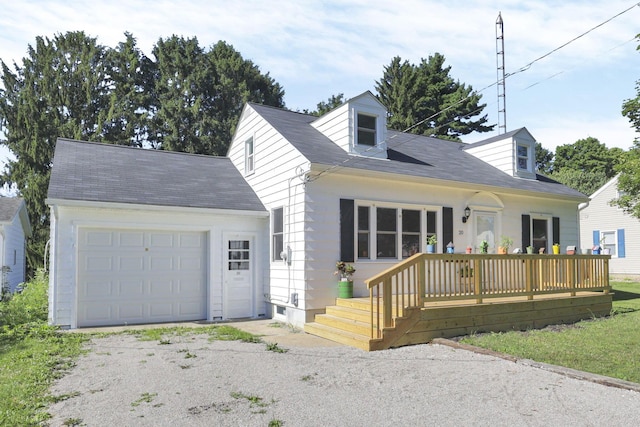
[45,198,269,217]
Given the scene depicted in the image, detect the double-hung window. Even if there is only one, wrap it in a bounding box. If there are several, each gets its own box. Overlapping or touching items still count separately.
[376,208,397,258]
[356,204,436,260]
[357,113,376,146]
[272,207,284,261]
[245,137,254,174]
[600,230,617,256]
[401,209,421,257]
[517,144,529,171]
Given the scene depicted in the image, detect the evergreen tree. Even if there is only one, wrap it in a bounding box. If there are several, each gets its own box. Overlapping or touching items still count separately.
[0,32,111,272]
[375,53,493,140]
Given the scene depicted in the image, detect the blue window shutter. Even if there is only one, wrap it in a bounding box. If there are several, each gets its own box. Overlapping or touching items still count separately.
[593,230,600,247]
[618,229,626,258]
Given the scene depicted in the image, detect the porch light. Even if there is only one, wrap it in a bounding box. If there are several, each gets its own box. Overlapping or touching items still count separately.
[462,206,471,223]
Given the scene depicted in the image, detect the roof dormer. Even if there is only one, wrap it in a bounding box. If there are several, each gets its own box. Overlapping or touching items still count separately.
[463,127,537,179]
[311,91,388,159]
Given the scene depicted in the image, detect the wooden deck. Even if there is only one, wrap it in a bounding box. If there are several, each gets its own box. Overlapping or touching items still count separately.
[305,254,612,351]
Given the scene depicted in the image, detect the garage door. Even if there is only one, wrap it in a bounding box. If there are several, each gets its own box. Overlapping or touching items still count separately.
[77,228,207,327]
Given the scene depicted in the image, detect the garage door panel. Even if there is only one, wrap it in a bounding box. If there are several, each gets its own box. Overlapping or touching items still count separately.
[150,233,174,247]
[119,256,144,271]
[84,230,114,247]
[150,256,174,271]
[180,234,203,248]
[118,279,145,297]
[83,280,114,298]
[85,256,113,272]
[118,304,145,320]
[179,256,202,270]
[77,228,207,327]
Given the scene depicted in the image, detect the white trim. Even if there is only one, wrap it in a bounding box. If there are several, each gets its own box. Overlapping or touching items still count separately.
[46,198,269,218]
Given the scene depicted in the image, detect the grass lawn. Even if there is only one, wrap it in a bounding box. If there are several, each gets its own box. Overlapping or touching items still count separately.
[461,279,640,383]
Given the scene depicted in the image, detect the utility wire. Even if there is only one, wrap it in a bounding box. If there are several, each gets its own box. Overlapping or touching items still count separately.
[308,3,640,183]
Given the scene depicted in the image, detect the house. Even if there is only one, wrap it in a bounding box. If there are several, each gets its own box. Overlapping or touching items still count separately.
[0,197,31,294]
[47,91,588,329]
[580,175,636,276]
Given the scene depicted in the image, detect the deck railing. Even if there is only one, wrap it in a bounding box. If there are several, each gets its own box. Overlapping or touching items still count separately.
[364,253,610,340]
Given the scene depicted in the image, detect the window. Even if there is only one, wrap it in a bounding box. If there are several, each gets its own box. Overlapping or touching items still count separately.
[600,231,617,256]
[272,207,284,261]
[228,240,250,270]
[245,137,254,174]
[357,113,376,146]
[356,204,437,260]
[517,144,529,170]
[532,219,548,253]
[402,209,421,257]
[376,208,397,258]
[357,206,370,258]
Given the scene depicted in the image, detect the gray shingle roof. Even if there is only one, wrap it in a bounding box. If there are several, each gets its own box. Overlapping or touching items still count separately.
[48,139,266,212]
[249,103,586,200]
[0,197,25,222]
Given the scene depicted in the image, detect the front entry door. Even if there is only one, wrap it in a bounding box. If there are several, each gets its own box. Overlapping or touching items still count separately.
[223,236,254,319]
[475,212,497,253]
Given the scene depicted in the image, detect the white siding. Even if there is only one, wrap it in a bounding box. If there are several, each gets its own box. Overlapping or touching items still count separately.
[48,204,267,328]
[465,138,514,175]
[1,212,27,292]
[304,171,581,313]
[229,105,311,325]
[580,177,640,275]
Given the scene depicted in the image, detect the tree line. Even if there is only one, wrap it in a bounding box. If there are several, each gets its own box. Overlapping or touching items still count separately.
[1,30,639,274]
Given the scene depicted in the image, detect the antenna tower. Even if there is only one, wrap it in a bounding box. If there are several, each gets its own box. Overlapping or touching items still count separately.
[496,12,506,134]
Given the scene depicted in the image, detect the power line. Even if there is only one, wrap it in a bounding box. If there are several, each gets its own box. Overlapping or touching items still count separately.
[309,3,640,183]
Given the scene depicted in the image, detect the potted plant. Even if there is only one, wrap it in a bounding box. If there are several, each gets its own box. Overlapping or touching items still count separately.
[552,243,560,254]
[426,235,437,253]
[446,241,455,254]
[498,236,513,254]
[526,245,534,254]
[335,261,355,298]
[465,246,473,254]
[479,240,489,254]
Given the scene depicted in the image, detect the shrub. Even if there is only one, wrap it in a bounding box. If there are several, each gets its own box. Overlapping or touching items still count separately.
[0,269,49,329]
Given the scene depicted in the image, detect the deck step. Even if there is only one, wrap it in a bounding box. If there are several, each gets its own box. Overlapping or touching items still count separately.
[313,312,373,336]
[304,322,373,351]
[325,305,373,323]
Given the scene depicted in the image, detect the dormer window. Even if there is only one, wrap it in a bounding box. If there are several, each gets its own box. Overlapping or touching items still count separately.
[517,144,529,170]
[357,113,376,146]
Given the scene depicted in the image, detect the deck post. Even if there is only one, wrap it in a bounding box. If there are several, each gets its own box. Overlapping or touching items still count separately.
[525,257,533,300]
[568,257,576,296]
[474,258,483,304]
[418,256,426,306]
[383,277,393,328]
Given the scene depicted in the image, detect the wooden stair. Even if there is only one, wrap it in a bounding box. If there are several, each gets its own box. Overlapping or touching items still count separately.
[304,297,380,351]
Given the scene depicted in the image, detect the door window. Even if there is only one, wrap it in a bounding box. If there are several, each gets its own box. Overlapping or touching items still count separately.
[475,212,496,252]
[229,240,250,270]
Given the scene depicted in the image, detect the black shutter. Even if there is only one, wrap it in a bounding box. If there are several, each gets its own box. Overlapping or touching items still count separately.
[442,207,453,253]
[552,217,560,246]
[340,199,355,262]
[521,214,531,252]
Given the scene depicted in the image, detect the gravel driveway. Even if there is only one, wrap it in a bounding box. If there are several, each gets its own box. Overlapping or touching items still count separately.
[47,325,640,426]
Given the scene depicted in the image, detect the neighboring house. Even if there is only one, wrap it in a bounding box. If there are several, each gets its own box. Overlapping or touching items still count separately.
[580,175,637,275]
[0,197,31,293]
[47,91,588,329]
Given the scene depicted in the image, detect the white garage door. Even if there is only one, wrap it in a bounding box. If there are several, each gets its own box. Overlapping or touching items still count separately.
[77,228,207,327]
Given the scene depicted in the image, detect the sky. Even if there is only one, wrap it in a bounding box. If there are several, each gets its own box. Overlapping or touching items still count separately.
[0,0,639,163]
